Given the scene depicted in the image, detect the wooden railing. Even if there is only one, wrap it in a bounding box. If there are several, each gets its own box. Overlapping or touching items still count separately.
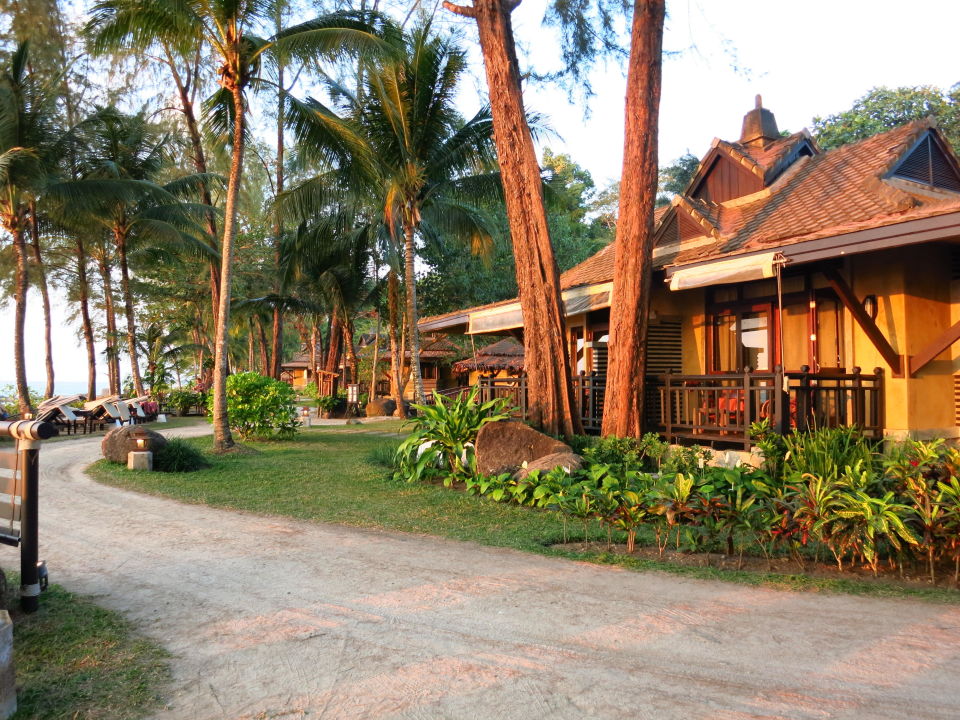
[477,372,606,432]
[648,366,885,450]
[477,366,885,448]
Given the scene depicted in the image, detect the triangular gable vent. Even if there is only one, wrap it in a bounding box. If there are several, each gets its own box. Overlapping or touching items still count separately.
[892,133,960,192]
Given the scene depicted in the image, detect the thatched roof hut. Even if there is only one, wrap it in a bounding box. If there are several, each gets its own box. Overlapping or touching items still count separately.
[453,338,524,374]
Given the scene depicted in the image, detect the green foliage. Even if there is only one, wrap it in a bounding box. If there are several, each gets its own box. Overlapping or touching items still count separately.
[166,389,202,415]
[812,85,960,150]
[656,152,700,206]
[209,372,299,440]
[393,387,513,485]
[153,438,210,473]
[315,394,338,413]
[0,384,42,416]
[366,441,400,468]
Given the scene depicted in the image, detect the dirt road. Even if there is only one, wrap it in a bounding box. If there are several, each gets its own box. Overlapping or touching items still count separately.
[12,427,960,719]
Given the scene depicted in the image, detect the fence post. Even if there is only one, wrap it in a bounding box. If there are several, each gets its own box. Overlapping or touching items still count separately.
[19,438,39,613]
[852,366,863,428]
[742,366,753,451]
[797,365,811,432]
[664,370,673,442]
[774,365,789,436]
[874,367,885,435]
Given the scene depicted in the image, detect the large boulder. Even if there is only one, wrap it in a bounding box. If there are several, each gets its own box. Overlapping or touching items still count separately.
[475,420,571,476]
[102,426,168,464]
[365,397,396,417]
[514,451,584,480]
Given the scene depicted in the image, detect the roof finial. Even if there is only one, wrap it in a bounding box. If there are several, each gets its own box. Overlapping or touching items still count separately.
[756,94,763,109]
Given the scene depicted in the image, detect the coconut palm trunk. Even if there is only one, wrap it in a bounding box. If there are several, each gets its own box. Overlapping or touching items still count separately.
[97,253,121,395]
[29,204,54,398]
[10,225,32,415]
[75,237,97,399]
[601,0,665,438]
[387,269,406,417]
[444,0,580,436]
[115,226,146,396]
[163,43,221,318]
[210,77,246,452]
[403,219,426,404]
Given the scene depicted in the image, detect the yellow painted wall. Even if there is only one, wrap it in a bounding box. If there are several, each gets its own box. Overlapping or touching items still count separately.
[848,245,957,438]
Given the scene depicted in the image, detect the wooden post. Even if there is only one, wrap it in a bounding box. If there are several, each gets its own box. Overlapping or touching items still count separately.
[852,366,863,429]
[797,365,811,432]
[742,367,753,451]
[19,440,39,612]
[874,367,885,435]
[774,365,789,436]
[664,370,673,443]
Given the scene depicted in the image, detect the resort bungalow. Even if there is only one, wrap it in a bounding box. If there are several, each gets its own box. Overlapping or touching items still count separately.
[453,338,525,386]
[420,100,960,446]
[376,334,461,400]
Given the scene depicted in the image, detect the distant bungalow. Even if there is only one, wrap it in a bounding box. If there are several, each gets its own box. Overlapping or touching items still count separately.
[420,98,960,446]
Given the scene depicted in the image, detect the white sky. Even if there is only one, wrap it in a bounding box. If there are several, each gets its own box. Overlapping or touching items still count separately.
[3,0,960,389]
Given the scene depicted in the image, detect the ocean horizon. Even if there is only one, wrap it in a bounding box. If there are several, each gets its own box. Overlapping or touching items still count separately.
[0,380,103,397]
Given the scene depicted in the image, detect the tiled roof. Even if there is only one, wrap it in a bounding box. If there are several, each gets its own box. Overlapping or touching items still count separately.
[420,117,960,329]
[671,119,960,265]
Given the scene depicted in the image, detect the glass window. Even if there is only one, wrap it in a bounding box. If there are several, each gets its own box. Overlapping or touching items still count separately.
[740,311,770,371]
[816,296,843,370]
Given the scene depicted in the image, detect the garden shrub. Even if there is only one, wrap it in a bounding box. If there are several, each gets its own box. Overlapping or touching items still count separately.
[208,372,299,440]
[167,389,202,415]
[367,441,401,468]
[393,387,512,485]
[153,438,211,472]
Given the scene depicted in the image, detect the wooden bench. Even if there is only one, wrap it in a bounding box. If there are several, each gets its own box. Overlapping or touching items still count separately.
[0,445,24,548]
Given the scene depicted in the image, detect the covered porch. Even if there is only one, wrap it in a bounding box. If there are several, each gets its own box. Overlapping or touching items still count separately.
[477,365,885,450]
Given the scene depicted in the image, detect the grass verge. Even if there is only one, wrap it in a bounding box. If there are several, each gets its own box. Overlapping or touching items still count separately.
[6,574,169,719]
[87,427,960,604]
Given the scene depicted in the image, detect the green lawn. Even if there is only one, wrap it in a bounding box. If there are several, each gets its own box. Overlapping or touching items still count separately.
[7,577,169,719]
[87,426,960,603]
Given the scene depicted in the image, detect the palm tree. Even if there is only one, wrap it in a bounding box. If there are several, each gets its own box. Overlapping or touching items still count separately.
[0,44,56,415]
[86,0,394,451]
[285,21,499,405]
[62,107,215,397]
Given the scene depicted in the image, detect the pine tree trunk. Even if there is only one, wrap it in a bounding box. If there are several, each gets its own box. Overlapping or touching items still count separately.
[116,227,145,396]
[76,237,97,399]
[601,0,665,438]
[12,226,31,415]
[211,83,246,452]
[309,319,318,394]
[387,270,406,418]
[403,221,426,403]
[447,0,580,436]
[98,253,121,396]
[370,310,381,397]
[29,205,54,398]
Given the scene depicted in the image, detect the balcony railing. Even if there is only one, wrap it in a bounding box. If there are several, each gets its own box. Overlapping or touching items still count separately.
[477,365,885,449]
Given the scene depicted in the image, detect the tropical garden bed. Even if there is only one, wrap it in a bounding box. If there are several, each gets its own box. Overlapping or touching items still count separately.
[85,399,960,603]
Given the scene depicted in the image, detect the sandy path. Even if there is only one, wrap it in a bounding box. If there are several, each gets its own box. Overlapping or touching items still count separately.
[7,426,960,719]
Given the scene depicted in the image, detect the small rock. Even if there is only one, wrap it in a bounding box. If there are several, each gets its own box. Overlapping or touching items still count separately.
[514,451,583,480]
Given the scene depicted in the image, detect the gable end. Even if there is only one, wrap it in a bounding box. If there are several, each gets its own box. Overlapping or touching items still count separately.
[890,131,960,192]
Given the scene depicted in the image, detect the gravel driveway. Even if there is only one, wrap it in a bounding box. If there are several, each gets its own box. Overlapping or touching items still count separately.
[10,425,960,719]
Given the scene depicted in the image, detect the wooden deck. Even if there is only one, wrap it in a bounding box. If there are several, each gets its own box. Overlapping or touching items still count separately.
[477,366,885,448]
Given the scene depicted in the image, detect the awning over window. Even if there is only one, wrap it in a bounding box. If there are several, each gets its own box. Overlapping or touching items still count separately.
[667,251,786,291]
[467,286,611,334]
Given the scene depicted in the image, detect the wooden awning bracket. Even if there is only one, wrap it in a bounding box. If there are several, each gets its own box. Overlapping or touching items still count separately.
[908,318,960,377]
[823,268,904,377]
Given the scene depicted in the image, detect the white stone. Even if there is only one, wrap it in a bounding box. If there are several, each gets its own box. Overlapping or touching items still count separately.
[127,451,153,471]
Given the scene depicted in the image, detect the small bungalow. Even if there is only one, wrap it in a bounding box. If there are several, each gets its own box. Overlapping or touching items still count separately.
[453,338,525,386]
[420,98,960,446]
[377,334,461,399]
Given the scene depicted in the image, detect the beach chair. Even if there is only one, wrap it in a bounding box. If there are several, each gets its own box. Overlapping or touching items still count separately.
[53,404,84,435]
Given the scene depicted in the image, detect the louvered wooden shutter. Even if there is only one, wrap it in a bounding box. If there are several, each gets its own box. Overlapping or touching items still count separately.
[893,133,960,192]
